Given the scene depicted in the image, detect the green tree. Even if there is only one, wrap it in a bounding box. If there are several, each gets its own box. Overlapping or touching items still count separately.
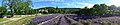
[99,4,109,15]
[92,4,109,16]
[0,6,7,18]
[73,4,109,16]
[17,0,32,15]
[2,0,18,17]
[3,0,32,15]
[74,7,92,15]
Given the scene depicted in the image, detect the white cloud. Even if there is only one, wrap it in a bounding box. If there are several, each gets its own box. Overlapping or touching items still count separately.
[33,0,64,2]
[107,0,120,7]
[65,3,71,5]
[32,6,49,9]
[72,2,94,8]
[63,2,94,8]
[87,4,94,8]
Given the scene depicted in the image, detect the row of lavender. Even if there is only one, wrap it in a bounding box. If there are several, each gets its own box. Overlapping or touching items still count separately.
[26,14,60,25]
[66,14,97,21]
[26,14,78,25]
[32,14,120,25]
[58,15,69,25]
[41,14,78,25]
[66,14,120,25]
[64,16,78,25]
[41,15,64,25]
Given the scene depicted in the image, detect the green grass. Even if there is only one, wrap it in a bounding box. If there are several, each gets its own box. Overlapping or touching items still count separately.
[0,14,49,25]
[0,18,7,22]
[1,16,35,25]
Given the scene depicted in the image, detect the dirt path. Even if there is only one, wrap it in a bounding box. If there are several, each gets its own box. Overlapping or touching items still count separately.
[0,15,31,24]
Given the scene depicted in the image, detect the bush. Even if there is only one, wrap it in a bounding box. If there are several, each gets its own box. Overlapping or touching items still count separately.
[0,15,4,18]
[83,22,91,25]
[101,22,108,25]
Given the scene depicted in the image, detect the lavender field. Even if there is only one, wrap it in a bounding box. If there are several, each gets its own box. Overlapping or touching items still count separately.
[0,0,120,25]
[24,14,120,25]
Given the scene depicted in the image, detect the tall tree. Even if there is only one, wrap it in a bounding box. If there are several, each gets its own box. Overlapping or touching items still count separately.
[3,0,12,17]
[17,1,32,15]
[0,6,7,18]
[2,0,32,16]
[99,4,109,15]
[92,4,109,15]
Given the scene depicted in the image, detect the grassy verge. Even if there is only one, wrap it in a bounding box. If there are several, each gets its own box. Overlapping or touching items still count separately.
[0,14,50,25]
[1,16,35,25]
[0,18,7,22]
[0,14,51,25]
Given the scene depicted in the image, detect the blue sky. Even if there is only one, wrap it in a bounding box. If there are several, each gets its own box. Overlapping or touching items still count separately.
[0,0,120,9]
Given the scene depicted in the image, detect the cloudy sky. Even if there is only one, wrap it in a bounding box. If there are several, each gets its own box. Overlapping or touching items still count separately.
[0,0,120,9]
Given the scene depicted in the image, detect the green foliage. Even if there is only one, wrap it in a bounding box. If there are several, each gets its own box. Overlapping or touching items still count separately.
[0,6,7,18]
[101,22,108,25]
[74,4,110,16]
[80,20,91,25]
[0,6,7,15]
[16,0,32,15]
[2,0,32,16]
[84,22,91,25]
[38,7,65,14]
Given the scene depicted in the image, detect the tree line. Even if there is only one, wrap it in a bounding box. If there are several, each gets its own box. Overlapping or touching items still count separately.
[0,0,120,18]
[36,4,120,16]
[74,4,120,16]
[0,0,36,18]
